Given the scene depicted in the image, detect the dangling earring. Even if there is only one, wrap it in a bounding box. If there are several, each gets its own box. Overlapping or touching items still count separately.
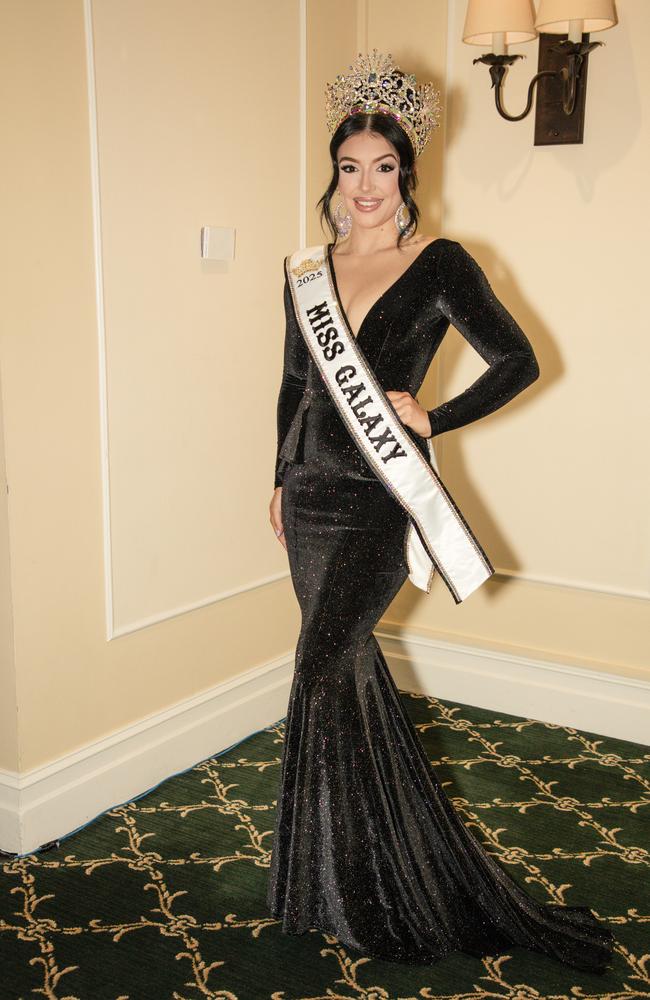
[395,201,414,236]
[334,193,352,240]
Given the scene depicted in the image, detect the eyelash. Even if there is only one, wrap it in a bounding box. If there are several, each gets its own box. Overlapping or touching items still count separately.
[340,163,395,173]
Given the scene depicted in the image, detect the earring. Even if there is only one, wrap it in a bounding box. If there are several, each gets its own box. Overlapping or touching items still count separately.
[395,201,415,236]
[334,197,352,240]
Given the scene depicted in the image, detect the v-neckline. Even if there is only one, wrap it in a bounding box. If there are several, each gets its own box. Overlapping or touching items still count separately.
[326,238,440,340]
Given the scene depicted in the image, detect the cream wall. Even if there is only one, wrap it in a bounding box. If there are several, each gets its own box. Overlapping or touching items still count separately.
[92,0,305,628]
[0,367,17,772]
[0,0,647,844]
[0,0,304,778]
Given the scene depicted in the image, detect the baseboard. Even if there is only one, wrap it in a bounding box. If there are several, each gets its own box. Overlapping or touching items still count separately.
[0,652,295,856]
[1,630,646,856]
[377,626,650,746]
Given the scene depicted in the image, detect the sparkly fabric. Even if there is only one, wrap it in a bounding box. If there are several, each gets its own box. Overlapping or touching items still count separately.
[267,238,615,971]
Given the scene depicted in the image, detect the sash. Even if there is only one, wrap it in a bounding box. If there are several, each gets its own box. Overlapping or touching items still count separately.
[285,244,495,604]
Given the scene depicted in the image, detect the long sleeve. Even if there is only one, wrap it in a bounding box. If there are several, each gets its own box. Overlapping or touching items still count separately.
[425,240,539,438]
[274,263,309,488]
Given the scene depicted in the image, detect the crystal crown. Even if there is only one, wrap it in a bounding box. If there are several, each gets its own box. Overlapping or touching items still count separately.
[325,49,442,158]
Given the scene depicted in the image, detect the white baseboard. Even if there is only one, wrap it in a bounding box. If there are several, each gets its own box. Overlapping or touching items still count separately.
[0,653,295,856]
[1,631,646,856]
[377,626,650,746]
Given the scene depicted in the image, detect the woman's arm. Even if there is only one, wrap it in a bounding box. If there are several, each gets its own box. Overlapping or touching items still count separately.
[425,240,539,438]
[274,263,309,487]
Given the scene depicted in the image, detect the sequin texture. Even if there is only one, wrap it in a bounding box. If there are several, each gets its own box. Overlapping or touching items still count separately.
[267,238,615,971]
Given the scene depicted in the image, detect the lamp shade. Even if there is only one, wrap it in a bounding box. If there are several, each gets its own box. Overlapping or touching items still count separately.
[535,0,618,33]
[463,0,537,46]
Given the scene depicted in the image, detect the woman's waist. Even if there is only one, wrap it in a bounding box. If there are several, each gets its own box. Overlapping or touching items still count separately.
[303,392,430,463]
[302,402,366,464]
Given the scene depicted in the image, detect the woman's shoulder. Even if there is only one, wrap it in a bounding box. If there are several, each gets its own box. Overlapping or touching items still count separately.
[415,234,460,253]
[423,237,484,274]
[405,235,458,272]
[409,234,450,259]
[397,235,468,268]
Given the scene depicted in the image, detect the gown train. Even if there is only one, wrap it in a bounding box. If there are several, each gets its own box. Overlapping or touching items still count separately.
[267,239,615,972]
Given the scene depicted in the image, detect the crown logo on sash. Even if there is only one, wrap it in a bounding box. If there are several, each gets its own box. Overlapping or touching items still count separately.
[291,256,324,278]
[325,50,442,158]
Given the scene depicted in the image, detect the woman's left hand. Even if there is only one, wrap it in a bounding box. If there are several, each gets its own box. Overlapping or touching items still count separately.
[385,390,431,438]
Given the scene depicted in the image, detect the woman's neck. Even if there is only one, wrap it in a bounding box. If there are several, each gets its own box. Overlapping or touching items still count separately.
[333,230,426,257]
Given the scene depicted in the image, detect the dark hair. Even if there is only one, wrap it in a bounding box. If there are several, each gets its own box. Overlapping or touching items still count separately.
[316,112,420,250]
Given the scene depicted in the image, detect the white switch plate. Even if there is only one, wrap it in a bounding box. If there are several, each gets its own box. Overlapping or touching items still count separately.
[201,226,235,260]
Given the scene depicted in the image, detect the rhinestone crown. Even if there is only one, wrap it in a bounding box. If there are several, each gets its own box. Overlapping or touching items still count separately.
[325,49,442,158]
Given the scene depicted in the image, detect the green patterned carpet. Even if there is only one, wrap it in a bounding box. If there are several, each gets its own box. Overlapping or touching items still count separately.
[1,692,649,1000]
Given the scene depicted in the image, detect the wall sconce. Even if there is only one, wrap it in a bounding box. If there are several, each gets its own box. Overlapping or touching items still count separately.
[462,0,618,145]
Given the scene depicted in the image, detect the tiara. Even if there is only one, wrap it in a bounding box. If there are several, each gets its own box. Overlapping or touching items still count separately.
[325,49,442,158]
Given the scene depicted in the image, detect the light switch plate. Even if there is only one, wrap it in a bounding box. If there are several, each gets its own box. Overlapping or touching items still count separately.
[200,226,235,260]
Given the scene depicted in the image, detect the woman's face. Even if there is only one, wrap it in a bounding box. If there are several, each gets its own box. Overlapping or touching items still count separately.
[335,129,405,234]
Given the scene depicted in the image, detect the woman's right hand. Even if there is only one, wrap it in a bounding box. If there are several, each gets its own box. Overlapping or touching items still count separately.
[270,487,286,550]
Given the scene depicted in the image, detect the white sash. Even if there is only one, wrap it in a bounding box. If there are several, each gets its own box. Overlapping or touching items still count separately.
[285,244,495,604]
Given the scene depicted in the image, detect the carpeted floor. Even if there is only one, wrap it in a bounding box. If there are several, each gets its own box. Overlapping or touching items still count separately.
[1,691,648,1000]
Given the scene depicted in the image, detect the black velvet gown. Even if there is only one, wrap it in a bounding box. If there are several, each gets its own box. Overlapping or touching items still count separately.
[266,237,615,971]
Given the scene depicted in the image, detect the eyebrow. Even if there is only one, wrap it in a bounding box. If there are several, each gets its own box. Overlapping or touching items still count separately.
[338,153,397,164]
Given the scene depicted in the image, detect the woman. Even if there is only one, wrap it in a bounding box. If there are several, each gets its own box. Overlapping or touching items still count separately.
[266,51,615,972]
